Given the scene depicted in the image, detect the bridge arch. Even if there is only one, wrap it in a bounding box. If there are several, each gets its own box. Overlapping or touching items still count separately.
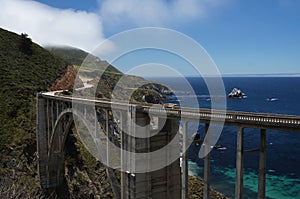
[46,108,104,186]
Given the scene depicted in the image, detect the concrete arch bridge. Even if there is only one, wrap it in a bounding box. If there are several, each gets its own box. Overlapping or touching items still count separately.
[37,93,300,199]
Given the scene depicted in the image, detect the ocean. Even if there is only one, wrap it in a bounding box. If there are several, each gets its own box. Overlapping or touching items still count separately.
[148,77,300,199]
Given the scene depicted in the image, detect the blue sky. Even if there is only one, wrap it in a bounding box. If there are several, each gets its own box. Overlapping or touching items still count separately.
[1,0,300,75]
[36,0,99,11]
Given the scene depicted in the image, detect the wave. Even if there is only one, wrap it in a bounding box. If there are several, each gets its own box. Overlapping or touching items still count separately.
[267,98,279,102]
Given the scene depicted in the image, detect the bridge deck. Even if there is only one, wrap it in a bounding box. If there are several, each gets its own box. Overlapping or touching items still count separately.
[41,93,300,132]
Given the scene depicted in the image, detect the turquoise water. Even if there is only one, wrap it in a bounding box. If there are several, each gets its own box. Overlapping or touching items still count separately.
[189,161,300,199]
[150,77,300,199]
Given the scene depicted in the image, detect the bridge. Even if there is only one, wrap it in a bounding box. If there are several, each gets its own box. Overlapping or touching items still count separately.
[36,92,300,199]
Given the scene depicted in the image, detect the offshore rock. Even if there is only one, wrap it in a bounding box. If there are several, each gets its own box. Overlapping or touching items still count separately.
[228,88,247,98]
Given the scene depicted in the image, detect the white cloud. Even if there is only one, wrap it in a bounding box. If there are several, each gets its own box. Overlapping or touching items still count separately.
[0,0,105,52]
[99,0,229,30]
[0,0,229,52]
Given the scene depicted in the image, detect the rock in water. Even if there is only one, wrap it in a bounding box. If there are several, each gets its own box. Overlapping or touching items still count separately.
[228,88,247,98]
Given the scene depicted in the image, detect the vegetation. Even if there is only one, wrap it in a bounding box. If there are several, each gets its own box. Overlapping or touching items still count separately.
[46,46,122,75]
[0,28,69,196]
[188,176,229,199]
[0,28,67,150]
[64,126,114,198]
[0,28,117,198]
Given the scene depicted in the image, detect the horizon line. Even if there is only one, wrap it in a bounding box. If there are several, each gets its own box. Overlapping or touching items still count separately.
[143,73,300,78]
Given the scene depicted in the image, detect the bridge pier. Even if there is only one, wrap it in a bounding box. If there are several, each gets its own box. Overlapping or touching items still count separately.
[37,94,72,188]
[235,127,267,199]
[37,94,48,188]
[181,121,188,199]
[203,123,211,199]
[235,126,244,199]
[258,129,266,199]
[121,106,182,199]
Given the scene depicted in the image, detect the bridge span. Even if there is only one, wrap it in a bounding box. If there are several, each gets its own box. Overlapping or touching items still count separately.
[37,92,300,199]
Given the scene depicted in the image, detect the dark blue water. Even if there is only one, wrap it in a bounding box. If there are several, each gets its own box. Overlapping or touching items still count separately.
[149,77,300,199]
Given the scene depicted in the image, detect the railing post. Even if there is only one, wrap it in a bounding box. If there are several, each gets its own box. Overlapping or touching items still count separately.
[51,100,54,133]
[56,100,59,119]
[258,129,267,199]
[120,111,127,199]
[46,99,50,150]
[105,109,110,167]
[203,123,210,199]
[235,126,244,199]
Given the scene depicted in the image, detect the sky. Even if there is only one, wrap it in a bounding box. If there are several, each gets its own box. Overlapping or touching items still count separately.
[0,0,300,75]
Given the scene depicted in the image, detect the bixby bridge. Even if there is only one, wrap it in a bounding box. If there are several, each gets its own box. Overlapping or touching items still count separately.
[37,92,300,199]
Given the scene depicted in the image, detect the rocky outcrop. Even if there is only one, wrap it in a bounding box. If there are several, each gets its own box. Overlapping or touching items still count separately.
[141,83,174,96]
[83,75,172,104]
[48,65,84,91]
[228,88,247,98]
[188,176,229,199]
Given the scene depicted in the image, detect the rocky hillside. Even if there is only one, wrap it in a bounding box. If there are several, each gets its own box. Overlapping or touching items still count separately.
[48,46,173,104]
[48,65,83,91]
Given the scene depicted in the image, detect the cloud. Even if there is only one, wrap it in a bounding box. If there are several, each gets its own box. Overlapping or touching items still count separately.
[0,0,105,52]
[0,0,229,52]
[99,0,229,30]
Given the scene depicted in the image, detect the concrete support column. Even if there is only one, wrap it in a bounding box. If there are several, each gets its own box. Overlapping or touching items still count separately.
[46,99,50,150]
[105,109,110,167]
[164,118,181,199]
[56,100,59,119]
[120,111,127,199]
[122,107,181,199]
[36,94,48,188]
[203,123,210,199]
[181,121,188,199]
[128,107,151,199]
[258,129,267,199]
[235,126,244,199]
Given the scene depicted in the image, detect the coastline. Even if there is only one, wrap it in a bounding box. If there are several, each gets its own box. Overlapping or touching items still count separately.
[188,175,229,199]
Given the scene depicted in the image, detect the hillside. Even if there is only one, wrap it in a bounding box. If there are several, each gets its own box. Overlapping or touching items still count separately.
[47,46,172,104]
[0,28,69,151]
[0,28,68,196]
[0,28,112,198]
[47,46,122,75]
